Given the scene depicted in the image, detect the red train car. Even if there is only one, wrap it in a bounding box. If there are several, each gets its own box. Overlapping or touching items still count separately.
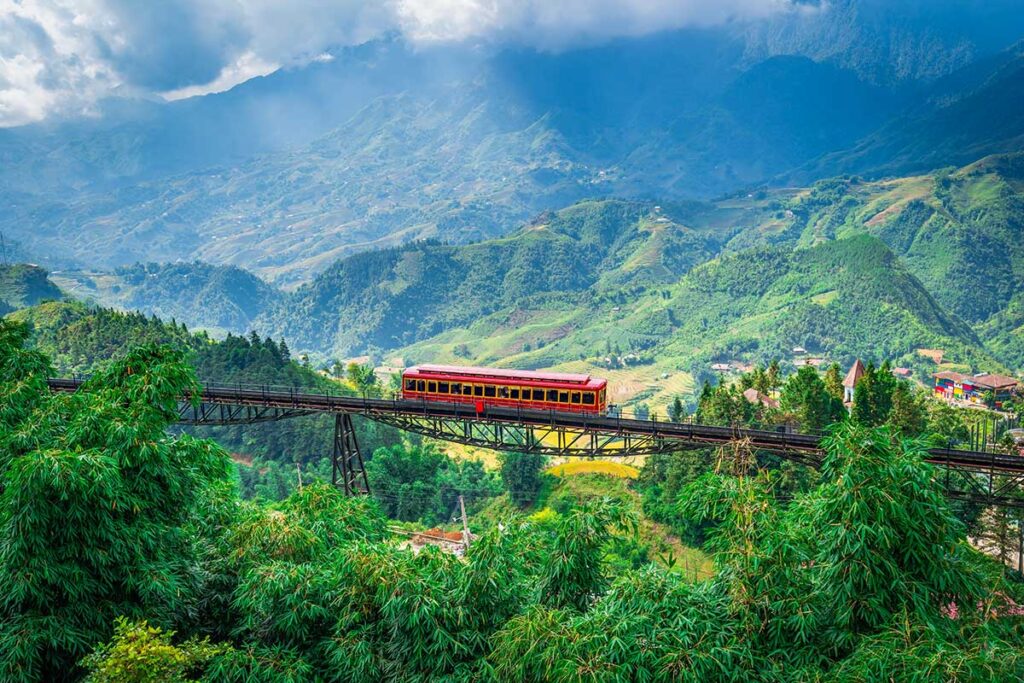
[401,364,608,414]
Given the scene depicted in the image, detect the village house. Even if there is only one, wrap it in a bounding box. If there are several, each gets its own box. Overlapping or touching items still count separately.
[932,371,1020,408]
[843,359,865,404]
[401,528,475,557]
[743,387,779,410]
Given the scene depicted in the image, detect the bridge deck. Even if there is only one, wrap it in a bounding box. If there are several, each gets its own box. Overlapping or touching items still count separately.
[45,378,1024,474]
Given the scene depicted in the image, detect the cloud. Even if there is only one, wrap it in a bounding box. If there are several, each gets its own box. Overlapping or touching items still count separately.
[395,0,796,48]
[0,0,798,127]
[161,50,278,101]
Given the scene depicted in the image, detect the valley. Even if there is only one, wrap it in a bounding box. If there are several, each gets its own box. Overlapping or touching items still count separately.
[3,5,1024,680]
[42,154,1024,416]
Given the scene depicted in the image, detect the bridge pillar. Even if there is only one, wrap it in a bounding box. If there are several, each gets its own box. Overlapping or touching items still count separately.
[332,413,370,496]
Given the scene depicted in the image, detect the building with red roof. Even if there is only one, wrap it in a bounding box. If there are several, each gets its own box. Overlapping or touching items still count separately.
[933,371,1019,408]
[843,359,865,404]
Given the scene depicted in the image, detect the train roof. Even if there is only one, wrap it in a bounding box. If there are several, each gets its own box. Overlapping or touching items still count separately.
[405,364,605,387]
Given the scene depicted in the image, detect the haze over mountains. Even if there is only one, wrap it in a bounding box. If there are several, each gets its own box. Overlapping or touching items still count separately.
[3,0,1024,284]
[4,0,1024,410]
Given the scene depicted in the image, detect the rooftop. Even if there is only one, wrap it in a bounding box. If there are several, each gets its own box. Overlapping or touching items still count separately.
[743,387,780,409]
[933,371,1019,390]
[409,364,595,384]
[843,359,865,388]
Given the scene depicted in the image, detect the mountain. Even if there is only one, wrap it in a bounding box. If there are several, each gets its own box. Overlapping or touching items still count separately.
[0,264,63,315]
[5,5,1024,282]
[244,194,997,410]
[387,232,993,410]
[742,0,1024,85]
[741,154,1024,372]
[257,153,1024,359]
[783,155,1024,321]
[0,43,901,283]
[47,154,1022,396]
[51,262,281,337]
[256,200,719,354]
[799,47,1024,180]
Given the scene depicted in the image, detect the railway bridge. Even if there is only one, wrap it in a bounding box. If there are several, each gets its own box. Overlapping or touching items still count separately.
[46,378,1024,508]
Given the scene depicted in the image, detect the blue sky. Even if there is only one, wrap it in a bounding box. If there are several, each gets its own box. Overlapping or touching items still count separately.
[0,0,800,127]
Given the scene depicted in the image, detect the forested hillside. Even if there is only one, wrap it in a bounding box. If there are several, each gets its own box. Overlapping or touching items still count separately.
[259,201,714,352]
[0,264,63,315]
[19,153,1023,415]
[52,262,281,336]
[237,183,1005,410]
[3,322,1023,681]
[760,154,1024,370]
[7,301,401,477]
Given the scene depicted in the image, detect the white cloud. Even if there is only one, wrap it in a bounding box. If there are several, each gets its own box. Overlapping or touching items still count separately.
[395,0,795,48]
[0,0,799,127]
[161,50,278,101]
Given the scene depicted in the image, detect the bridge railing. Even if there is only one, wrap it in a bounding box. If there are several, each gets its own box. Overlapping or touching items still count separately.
[50,376,1019,457]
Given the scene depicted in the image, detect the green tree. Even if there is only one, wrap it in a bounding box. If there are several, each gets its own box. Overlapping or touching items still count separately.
[538,499,633,612]
[765,359,781,392]
[752,364,772,395]
[814,423,981,644]
[81,618,224,683]
[346,362,378,394]
[851,362,897,427]
[779,365,846,431]
[667,396,686,423]
[887,382,927,436]
[697,383,757,427]
[823,362,844,401]
[499,451,547,508]
[365,443,500,523]
[0,323,231,681]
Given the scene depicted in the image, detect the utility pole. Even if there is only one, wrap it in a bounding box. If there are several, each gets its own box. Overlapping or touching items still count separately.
[1018,513,1023,576]
[459,495,470,551]
[296,462,303,491]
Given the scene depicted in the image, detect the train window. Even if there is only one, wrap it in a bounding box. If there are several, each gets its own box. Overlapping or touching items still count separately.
[405,379,415,391]
[464,384,474,396]
[417,380,426,392]
[428,381,437,393]
[499,386,509,398]
[438,382,449,394]
[451,383,461,394]
[484,385,496,398]
[546,389,558,402]
[532,389,544,401]
[582,392,595,405]
[559,391,569,403]
[571,392,581,404]
[474,385,483,397]
[510,388,520,400]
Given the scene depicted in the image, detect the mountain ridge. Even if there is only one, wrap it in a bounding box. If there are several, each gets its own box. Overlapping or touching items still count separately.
[4,22,1024,281]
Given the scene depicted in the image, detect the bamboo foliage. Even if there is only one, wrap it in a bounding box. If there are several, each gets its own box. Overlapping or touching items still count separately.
[2,322,1024,681]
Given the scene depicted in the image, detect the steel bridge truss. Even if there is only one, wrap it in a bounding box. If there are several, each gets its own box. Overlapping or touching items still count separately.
[937,465,1024,510]
[333,414,369,496]
[78,392,1024,508]
[177,401,315,426]
[372,412,684,458]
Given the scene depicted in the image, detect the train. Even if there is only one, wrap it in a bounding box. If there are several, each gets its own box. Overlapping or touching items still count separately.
[401,364,608,414]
